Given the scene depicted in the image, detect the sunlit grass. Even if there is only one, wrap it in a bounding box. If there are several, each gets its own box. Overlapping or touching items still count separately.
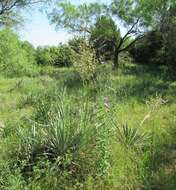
[0,63,175,189]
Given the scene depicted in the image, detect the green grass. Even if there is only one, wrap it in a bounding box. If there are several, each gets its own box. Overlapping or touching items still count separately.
[0,63,175,189]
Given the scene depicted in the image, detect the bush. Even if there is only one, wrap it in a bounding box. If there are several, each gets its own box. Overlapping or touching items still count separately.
[36,45,72,67]
[129,31,163,65]
[0,28,39,77]
[71,40,98,82]
[20,41,36,65]
[35,46,51,66]
[162,6,176,73]
[68,37,86,53]
[129,14,176,75]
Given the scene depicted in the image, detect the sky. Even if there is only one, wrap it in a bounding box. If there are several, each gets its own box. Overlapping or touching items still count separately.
[20,0,124,47]
[20,7,71,47]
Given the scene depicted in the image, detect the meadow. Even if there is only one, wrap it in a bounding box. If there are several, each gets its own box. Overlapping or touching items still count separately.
[0,63,175,190]
[0,0,176,189]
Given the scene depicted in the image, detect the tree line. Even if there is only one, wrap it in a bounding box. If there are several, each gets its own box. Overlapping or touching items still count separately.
[0,0,176,73]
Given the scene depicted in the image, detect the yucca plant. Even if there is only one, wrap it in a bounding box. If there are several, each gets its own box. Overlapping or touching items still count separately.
[116,124,150,150]
[13,89,111,182]
[46,115,83,157]
[45,100,97,159]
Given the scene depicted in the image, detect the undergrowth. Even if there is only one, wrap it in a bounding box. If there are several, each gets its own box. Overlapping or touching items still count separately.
[0,64,175,189]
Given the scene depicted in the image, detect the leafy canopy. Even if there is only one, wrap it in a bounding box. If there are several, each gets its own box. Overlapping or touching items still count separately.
[0,0,47,27]
[90,15,121,61]
[0,29,37,76]
[49,0,106,35]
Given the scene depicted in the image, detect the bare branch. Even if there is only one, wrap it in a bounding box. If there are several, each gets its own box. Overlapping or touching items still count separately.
[119,35,144,53]
[116,17,141,50]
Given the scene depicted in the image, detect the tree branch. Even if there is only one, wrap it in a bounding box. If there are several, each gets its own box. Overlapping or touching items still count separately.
[116,17,141,50]
[119,35,144,53]
[0,0,45,15]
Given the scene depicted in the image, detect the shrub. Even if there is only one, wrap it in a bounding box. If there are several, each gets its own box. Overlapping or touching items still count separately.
[68,37,86,53]
[36,45,72,67]
[71,41,98,82]
[0,28,39,77]
[53,45,72,67]
[129,31,163,65]
[35,46,51,65]
[20,41,36,65]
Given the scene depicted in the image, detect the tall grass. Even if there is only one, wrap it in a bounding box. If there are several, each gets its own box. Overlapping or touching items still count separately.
[0,89,113,189]
[0,63,175,189]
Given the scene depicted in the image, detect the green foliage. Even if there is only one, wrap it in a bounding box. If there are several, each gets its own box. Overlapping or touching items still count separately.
[50,0,176,71]
[0,63,176,189]
[71,41,98,81]
[129,31,164,65]
[0,0,46,28]
[68,37,86,53]
[0,0,176,186]
[0,28,39,77]
[111,0,175,28]
[36,45,72,67]
[49,1,105,34]
[116,124,149,150]
[36,46,51,65]
[21,41,36,64]
[90,16,121,62]
[49,0,144,69]
[44,101,96,158]
[0,88,112,189]
[129,3,176,73]
[161,5,176,72]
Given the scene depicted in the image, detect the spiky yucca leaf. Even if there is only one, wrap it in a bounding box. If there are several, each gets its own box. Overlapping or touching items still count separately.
[117,124,150,150]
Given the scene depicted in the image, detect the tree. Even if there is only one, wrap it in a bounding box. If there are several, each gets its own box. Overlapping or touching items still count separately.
[36,46,51,65]
[36,45,72,67]
[50,0,176,69]
[129,31,163,65]
[160,4,176,71]
[21,41,36,64]
[49,0,145,69]
[0,0,46,27]
[49,1,104,36]
[47,45,72,67]
[0,28,37,76]
[128,1,176,72]
[90,16,121,63]
[68,37,87,53]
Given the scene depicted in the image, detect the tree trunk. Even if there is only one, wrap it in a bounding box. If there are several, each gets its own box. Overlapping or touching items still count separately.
[113,48,119,70]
